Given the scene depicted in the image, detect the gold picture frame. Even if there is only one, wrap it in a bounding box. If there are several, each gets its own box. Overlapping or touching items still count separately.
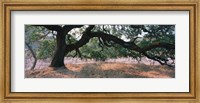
[0,0,199,102]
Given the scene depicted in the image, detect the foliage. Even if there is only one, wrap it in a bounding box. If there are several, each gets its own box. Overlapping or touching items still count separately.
[25,25,175,67]
[37,40,56,59]
[25,25,56,59]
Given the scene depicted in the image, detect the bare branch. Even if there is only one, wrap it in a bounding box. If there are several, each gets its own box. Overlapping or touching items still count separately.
[63,25,84,35]
[25,42,37,70]
[63,25,84,30]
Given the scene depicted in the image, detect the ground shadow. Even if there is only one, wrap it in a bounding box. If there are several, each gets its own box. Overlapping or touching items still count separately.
[25,63,175,78]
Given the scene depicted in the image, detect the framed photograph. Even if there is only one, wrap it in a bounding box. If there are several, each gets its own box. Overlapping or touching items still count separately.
[1,0,199,102]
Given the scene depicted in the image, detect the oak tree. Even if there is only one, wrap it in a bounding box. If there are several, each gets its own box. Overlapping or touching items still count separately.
[26,25,175,69]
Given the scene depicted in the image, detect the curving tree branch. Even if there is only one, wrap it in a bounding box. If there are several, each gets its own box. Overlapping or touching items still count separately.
[142,42,175,51]
[25,42,37,70]
[66,25,95,51]
[63,25,84,31]
[66,26,175,66]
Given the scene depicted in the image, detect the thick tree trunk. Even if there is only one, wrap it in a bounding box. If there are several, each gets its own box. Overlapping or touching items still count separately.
[50,31,67,67]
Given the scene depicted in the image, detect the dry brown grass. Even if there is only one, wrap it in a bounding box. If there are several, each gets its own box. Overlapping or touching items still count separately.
[25,62,175,78]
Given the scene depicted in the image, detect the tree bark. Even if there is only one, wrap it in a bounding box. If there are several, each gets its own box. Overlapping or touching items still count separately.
[33,25,84,68]
[50,31,67,67]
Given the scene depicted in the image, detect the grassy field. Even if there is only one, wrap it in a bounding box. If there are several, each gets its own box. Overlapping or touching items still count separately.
[25,62,175,78]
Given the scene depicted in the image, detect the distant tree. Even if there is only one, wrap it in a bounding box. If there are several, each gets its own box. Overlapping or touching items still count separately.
[26,25,175,69]
[25,25,55,69]
[25,26,41,70]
